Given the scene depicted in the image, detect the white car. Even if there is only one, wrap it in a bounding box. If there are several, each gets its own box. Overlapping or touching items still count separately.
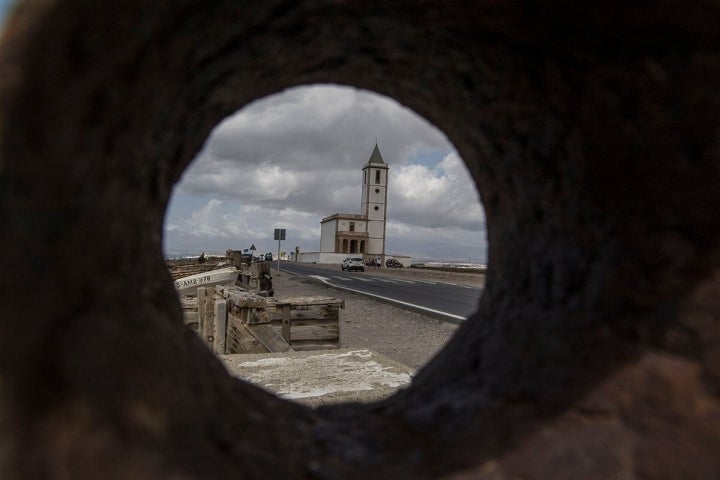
[341,257,365,272]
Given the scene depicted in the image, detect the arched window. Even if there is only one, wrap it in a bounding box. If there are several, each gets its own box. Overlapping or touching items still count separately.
[375,170,381,184]
[349,222,355,232]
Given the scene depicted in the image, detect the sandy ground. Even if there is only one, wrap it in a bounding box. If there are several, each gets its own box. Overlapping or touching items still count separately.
[221,349,415,407]
[270,264,485,369]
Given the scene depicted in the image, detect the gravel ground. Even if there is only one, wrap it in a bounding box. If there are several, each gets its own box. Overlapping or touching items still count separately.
[271,264,485,369]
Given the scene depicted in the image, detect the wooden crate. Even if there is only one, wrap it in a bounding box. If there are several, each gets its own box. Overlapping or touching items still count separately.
[269,296,344,351]
[193,285,343,355]
[237,261,273,294]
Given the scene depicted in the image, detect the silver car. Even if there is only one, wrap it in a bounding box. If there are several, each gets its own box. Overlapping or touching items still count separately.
[341,257,365,272]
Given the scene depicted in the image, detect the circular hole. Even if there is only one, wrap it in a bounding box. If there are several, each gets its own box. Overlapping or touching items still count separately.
[165,84,488,403]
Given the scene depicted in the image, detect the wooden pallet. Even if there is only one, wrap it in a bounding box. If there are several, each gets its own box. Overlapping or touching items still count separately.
[193,286,343,355]
[268,297,344,351]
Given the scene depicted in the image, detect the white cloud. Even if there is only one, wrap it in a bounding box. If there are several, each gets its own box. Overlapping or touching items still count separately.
[389,151,484,230]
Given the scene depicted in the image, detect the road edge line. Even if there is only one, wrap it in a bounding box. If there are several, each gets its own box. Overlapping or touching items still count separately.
[307,275,466,324]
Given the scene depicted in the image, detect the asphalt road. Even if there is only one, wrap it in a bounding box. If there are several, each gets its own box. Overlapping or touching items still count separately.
[278,262,482,322]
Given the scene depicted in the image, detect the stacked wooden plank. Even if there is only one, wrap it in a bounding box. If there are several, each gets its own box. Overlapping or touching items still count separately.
[193,285,343,355]
[236,261,273,295]
[266,297,344,351]
[222,286,284,354]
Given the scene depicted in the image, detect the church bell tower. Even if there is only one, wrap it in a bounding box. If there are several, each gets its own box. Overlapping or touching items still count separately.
[360,143,389,258]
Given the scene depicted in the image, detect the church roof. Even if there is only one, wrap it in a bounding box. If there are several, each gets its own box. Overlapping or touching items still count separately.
[321,213,367,223]
[367,143,385,164]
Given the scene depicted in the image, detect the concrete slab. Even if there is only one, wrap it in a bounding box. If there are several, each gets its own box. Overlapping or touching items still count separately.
[220,349,414,407]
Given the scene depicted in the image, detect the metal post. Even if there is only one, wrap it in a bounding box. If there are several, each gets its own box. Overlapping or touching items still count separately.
[273,228,285,271]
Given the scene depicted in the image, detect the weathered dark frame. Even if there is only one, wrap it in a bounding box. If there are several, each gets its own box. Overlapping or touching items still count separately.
[1,1,719,478]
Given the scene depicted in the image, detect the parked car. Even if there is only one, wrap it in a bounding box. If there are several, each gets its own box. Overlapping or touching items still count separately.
[385,259,404,268]
[341,257,365,272]
[265,252,273,261]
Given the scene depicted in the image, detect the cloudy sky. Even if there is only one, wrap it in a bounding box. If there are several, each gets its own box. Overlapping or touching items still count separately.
[165,85,487,262]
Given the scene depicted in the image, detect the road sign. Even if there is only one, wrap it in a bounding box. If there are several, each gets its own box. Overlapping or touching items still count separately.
[274,229,286,270]
[250,244,256,251]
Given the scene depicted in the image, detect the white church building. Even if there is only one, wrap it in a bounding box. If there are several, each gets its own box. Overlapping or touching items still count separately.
[293,143,394,265]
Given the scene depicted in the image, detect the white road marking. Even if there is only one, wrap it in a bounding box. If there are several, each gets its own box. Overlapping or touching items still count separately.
[309,275,331,281]
[331,276,354,281]
[307,275,465,321]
